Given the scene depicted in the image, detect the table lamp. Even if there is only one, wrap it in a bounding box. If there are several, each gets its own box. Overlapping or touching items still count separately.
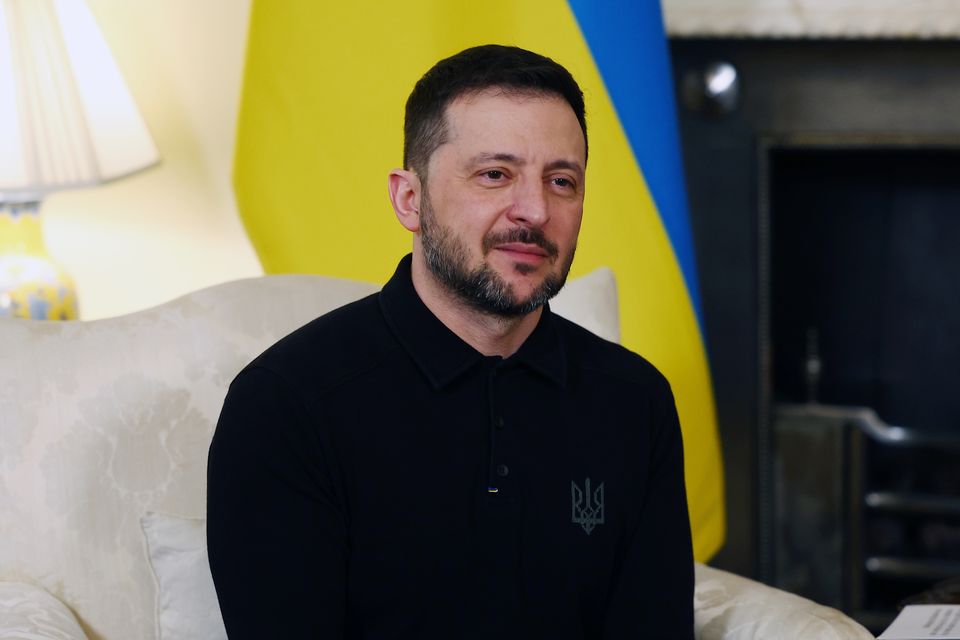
[0,0,159,320]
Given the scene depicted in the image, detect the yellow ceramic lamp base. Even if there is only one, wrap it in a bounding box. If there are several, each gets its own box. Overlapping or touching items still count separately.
[0,202,78,320]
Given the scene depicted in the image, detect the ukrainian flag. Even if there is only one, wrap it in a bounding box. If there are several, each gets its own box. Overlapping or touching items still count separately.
[234,0,725,561]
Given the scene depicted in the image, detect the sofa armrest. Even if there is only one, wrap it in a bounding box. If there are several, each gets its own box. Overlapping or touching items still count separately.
[694,564,873,639]
[0,582,89,640]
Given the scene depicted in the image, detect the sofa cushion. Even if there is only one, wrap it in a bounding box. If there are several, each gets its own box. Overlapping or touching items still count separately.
[0,581,89,640]
[141,513,225,640]
[694,563,874,639]
[551,266,619,343]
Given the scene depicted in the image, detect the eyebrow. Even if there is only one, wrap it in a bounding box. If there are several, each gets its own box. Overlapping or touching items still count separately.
[467,152,524,167]
[466,153,584,177]
[544,159,585,178]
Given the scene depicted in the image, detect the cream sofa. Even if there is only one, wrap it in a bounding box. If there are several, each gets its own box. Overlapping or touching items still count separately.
[0,270,873,640]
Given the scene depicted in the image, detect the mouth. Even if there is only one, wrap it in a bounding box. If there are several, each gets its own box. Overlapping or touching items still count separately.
[494,242,551,264]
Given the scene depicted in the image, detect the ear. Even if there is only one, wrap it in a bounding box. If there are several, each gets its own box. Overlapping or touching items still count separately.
[388,169,422,232]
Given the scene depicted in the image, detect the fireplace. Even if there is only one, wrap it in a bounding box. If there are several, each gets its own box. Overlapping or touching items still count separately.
[671,38,960,632]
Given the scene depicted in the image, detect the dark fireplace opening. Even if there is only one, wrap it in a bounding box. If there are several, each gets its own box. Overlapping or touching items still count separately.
[768,146,960,631]
[771,148,960,431]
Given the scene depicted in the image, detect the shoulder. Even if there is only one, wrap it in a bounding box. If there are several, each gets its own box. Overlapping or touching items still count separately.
[552,313,672,397]
[238,292,401,395]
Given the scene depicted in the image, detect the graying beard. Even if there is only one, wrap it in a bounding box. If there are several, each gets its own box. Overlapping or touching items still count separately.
[420,214,564,318]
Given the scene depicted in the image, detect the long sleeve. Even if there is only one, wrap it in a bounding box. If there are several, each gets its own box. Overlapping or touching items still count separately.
[207,366,347,639]
[602,379,695,639]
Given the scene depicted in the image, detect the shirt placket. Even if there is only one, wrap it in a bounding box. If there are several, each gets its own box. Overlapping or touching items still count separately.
[484,360,517,500]
[476,359,522,629]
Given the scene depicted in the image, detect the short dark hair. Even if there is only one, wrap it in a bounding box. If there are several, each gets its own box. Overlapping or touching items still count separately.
[403,44,587,179]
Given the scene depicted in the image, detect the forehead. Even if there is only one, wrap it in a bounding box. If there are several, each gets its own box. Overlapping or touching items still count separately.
[438,89,586,164]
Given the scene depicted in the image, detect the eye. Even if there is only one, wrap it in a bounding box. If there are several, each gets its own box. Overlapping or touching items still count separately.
[484,170,505,180]
[551,176,576,189]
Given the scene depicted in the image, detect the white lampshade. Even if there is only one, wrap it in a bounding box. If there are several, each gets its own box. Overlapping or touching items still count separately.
[0,0,159,202]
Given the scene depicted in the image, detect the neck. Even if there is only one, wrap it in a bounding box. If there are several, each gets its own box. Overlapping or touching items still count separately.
[409,251,542,358]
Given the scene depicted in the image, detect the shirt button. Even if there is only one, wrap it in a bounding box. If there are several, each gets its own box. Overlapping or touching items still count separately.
[496,416,505,430]
[497,464,509,477]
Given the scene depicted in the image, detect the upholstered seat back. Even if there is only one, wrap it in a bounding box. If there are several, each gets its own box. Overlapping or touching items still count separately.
[0,275,379,639]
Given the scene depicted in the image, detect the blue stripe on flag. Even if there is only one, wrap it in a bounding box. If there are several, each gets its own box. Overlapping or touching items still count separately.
[566,0,703,325]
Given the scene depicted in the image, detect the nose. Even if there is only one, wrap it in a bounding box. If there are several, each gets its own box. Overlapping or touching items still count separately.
[506,179,549,227]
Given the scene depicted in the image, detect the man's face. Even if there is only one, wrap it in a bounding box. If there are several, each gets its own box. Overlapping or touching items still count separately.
[416,89,586,317]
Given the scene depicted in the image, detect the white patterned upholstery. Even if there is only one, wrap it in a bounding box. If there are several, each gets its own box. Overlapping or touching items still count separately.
[694,564,872,639]
[0,269,871,639]
[0,274,378,639]
[0,582,88,640]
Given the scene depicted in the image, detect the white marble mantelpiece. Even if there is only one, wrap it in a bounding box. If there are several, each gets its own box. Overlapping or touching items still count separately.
[663,0,960,38]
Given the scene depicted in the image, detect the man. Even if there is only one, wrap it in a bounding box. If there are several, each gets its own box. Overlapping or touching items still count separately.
[207,44,694,638]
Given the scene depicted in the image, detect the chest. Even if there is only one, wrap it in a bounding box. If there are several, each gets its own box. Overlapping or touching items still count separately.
[321,365,655,592]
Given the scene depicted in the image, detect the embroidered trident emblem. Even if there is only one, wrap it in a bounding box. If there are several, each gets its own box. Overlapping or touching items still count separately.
[571,477,605,535]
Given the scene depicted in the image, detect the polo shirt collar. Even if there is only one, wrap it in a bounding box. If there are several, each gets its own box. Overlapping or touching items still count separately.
[379,255,568,389]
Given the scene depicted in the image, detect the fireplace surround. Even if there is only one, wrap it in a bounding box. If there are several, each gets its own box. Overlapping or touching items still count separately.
[670,38,960,633]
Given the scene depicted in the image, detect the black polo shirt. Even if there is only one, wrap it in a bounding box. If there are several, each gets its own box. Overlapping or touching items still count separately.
[207,254,694,639]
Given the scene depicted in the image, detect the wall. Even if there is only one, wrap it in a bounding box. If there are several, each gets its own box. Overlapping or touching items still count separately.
[663,0,960,37]
[42,0,260,320]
